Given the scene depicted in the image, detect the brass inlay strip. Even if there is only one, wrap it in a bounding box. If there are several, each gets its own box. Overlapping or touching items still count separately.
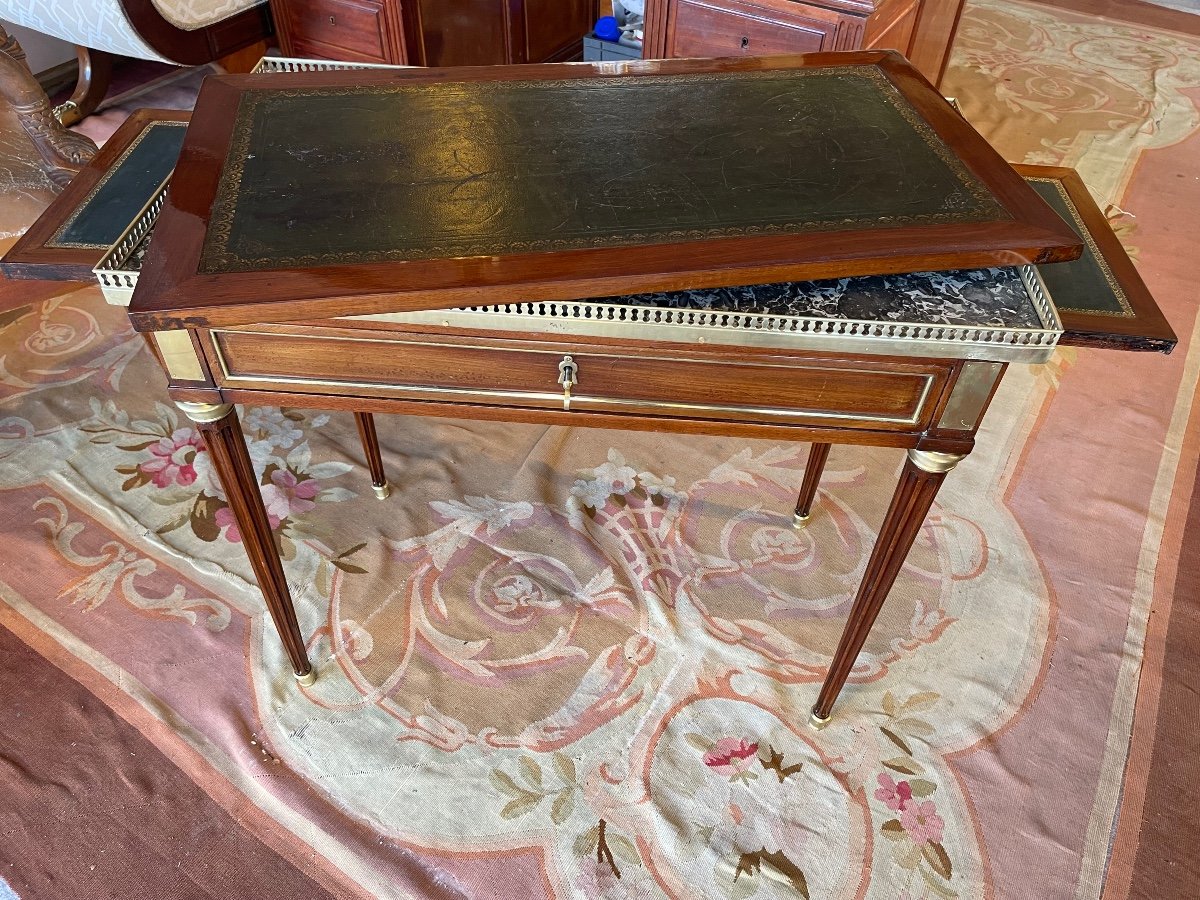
[154,330,205,381]
[210,330,934,426]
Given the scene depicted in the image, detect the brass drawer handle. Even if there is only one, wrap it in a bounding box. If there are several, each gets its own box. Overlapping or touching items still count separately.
[557,355,578,410]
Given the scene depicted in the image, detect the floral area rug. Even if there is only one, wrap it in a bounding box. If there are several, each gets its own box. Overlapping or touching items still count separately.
[2,2,1199,898]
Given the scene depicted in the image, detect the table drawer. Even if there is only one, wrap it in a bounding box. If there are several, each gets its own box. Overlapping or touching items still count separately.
[207,327,950,432]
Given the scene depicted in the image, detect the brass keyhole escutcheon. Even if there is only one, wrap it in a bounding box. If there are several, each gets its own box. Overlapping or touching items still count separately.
[557,355,578,410]
[740,36,749,49]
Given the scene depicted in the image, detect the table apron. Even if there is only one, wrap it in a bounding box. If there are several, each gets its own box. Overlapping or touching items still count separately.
[198,326,961,435]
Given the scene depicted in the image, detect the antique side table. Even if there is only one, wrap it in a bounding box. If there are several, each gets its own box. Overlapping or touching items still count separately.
[84,53,1174,725]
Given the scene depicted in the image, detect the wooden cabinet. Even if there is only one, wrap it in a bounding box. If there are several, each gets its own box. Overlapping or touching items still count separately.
[645,0,964,86]
[270,0,598,66]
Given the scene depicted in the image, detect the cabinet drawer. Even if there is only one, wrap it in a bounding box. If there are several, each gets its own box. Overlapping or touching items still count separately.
[281,0,390,61]
[206,326,950,432]
[666,0,848,57]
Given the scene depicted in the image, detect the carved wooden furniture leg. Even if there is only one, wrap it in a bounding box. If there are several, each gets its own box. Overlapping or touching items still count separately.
[178,401,316,684]
[54,47,114,126]
[810,448,963,727]
[793,441,831,527]
[0,25,97,188]
[354,411,390,499]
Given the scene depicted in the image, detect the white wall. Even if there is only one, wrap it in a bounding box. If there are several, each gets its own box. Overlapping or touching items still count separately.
[2,20,74,75]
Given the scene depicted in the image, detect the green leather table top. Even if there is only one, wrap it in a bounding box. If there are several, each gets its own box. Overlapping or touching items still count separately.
[200,68,1005,274]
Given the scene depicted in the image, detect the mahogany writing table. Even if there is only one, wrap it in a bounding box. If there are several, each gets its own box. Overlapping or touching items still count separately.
[119,53,1173,725]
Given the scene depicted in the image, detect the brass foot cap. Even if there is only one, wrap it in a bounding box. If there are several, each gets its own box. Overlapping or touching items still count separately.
[295,669,317,687]
[792,511,812,529]
[808,708,831,730]
[372,482,391,500]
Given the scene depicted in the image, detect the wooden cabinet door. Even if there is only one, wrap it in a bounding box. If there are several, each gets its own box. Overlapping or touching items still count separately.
[405,0,511,66]
[404,0,595,65]
[665,0,855,58]
[520,0,597,62]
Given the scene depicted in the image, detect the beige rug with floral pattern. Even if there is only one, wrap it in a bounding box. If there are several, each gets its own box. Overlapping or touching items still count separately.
[1,1,1198,898]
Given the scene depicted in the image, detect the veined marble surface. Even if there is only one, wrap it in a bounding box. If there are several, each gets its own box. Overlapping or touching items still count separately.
[594,268,1044,329]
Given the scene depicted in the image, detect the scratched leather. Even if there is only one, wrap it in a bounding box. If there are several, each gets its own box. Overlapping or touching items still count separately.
[201,70,1003,273]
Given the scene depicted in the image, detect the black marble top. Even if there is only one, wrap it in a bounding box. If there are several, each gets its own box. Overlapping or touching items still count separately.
[590,267,1043,329]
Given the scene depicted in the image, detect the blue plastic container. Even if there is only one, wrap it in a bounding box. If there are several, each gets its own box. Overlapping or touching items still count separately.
[594,16,621,42]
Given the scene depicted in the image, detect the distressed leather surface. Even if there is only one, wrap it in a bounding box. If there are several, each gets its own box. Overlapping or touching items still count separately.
[201,69,1005,273]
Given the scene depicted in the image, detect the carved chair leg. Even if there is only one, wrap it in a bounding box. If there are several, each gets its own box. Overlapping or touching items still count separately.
[55,47,114,126]
[810,448,963,727]
[354,412,390,499]
[0,24,97,189]
[178,401,316,684]
[793,442,831,527]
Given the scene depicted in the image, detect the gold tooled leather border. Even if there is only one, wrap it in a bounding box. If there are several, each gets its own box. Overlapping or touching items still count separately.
[200,67,1007,273]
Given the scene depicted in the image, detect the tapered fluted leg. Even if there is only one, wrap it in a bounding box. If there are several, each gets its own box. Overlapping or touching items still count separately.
[178,401,315,684]
[793,442,831,527]
[354,412,390,499]
[810,449,963,727]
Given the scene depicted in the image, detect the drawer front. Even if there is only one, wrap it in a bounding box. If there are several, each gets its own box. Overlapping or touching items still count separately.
[207,327,948,432]
[667,0,846,57]
[282,0,390,61]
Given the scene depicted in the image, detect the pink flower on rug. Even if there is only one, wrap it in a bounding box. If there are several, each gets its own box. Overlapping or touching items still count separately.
[140,428,204,488]
[217,471,318,542]
[900,799,944,845]
[214,504,281,543]
[874,772,914,811]
[703,738,759,777]
[574,857,621,898]
[261,469,319,521]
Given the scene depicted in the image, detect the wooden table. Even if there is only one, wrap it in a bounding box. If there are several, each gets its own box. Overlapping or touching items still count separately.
[115,52,1173,726]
